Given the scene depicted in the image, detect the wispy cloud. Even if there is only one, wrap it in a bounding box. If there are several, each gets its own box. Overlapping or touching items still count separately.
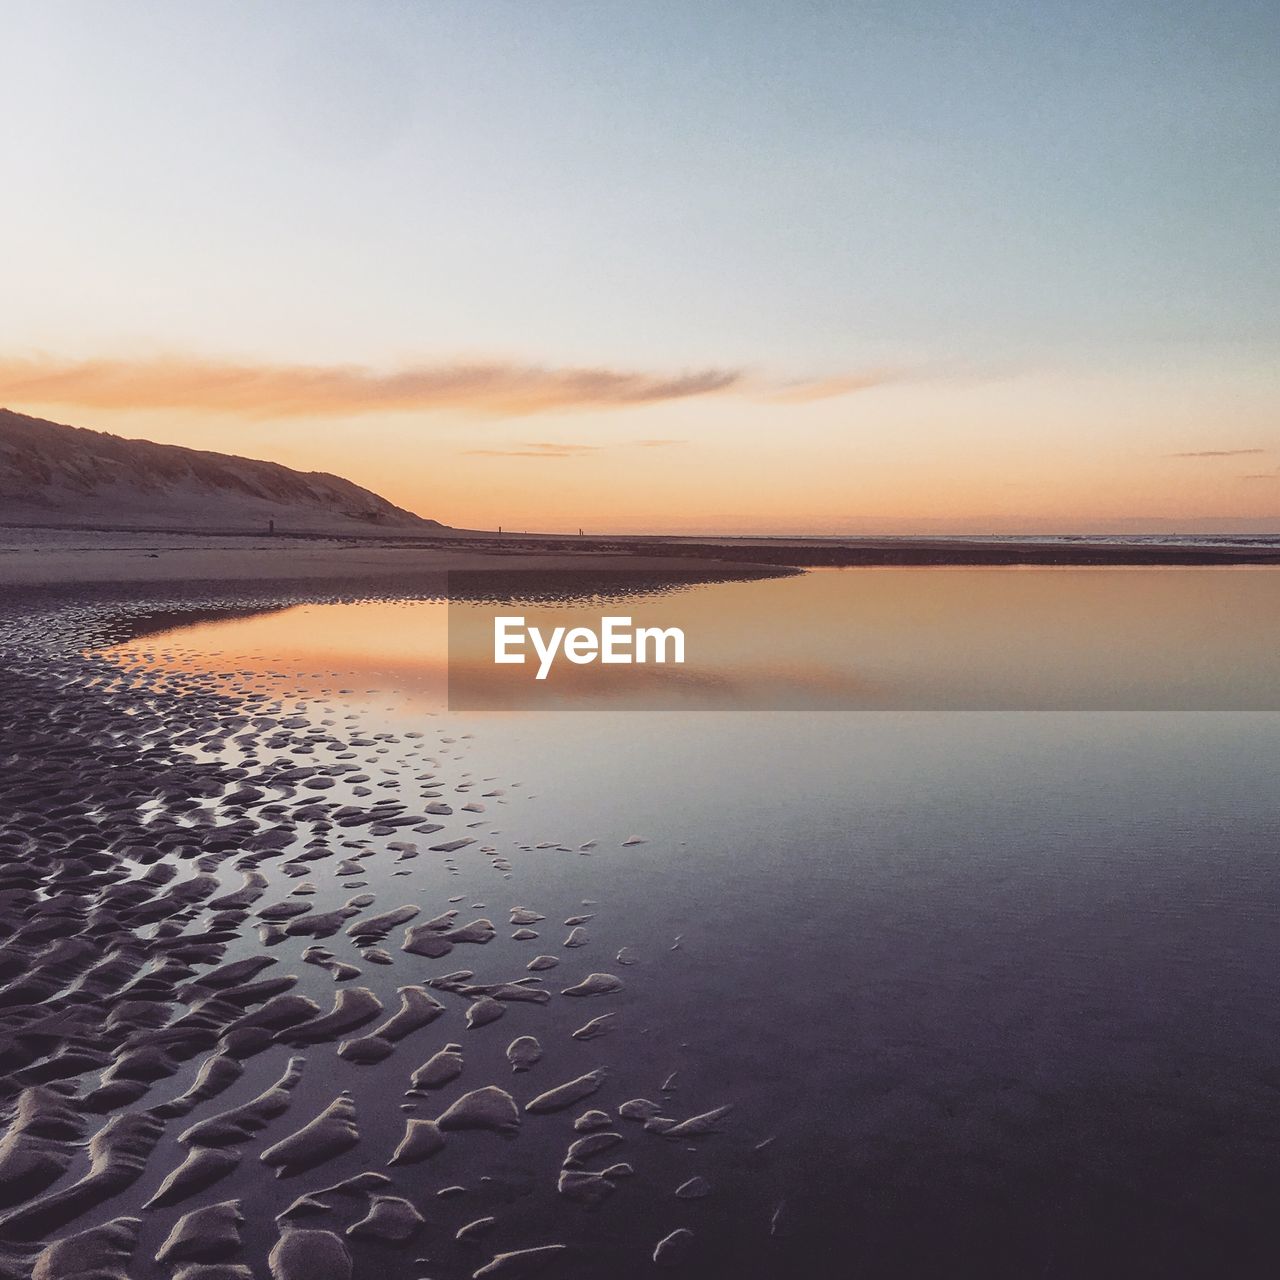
[0,354,895,419]
[1241,471,1278,480]
[0,355,736,418]
[757,371,900,403]
[464,442,603,458]
[1169,448,1266,458]
[464,439,689,459]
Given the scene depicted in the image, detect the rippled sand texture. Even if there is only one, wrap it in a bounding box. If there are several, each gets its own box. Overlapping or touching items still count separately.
[0,594,775,1280]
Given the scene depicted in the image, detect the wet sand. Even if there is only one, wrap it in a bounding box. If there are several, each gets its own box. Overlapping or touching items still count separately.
[0,580,769,1280]
[5,567,1280,1278]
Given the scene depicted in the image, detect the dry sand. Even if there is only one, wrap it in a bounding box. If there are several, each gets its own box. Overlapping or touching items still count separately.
[0,527,758,588]
[5,524,1278,590]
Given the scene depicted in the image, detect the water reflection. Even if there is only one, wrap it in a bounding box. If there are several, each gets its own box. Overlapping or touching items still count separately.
[104,567,1280,711]
[88,568,1280,1275]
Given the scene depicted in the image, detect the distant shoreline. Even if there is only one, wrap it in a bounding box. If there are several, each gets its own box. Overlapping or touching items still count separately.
[3,521,1280,589]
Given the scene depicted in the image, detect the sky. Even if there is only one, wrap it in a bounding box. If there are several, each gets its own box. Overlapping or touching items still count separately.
[1,0,1278,534]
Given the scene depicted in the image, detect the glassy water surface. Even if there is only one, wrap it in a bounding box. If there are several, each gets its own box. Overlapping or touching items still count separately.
[103,568,1280,1277]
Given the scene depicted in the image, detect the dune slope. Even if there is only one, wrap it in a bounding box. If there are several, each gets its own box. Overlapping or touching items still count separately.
[0,409,442,535]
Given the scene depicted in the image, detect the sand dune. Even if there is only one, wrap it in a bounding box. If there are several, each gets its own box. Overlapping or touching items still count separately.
[0,409,440,536]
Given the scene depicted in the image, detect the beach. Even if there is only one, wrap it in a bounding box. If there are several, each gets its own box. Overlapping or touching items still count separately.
[6,2,1277,1273]
[5,525,1280,590]
[0,569,783,1280]
[3,555,1280,1278]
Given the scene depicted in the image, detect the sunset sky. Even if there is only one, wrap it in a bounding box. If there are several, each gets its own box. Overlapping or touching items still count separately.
[2,0,1278,534]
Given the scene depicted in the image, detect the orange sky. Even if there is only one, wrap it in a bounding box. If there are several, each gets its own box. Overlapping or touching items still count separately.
[7,355,1276,535]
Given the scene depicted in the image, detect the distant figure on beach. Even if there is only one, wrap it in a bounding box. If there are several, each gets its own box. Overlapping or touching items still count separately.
[268,518,275,535]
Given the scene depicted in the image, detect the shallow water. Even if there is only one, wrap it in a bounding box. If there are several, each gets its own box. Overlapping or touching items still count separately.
[339,711,1280,1270]
[120,566,1280,709]
[88,569,1280,1276]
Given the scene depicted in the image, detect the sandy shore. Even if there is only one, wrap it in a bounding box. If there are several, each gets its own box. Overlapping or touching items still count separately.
[0,528,763,588]
[4,524,1279,589]
[5,555,1280,1277]
[0,581,757,1280]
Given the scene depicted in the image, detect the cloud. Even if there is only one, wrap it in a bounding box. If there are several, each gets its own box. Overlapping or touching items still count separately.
[0,354,895,419]
[464,442,603,458]
[1241,472,1278,480]
[1169,448,1266,458]
[756,371,900,403]
[464,438,689,459]
[0,355,739,418]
